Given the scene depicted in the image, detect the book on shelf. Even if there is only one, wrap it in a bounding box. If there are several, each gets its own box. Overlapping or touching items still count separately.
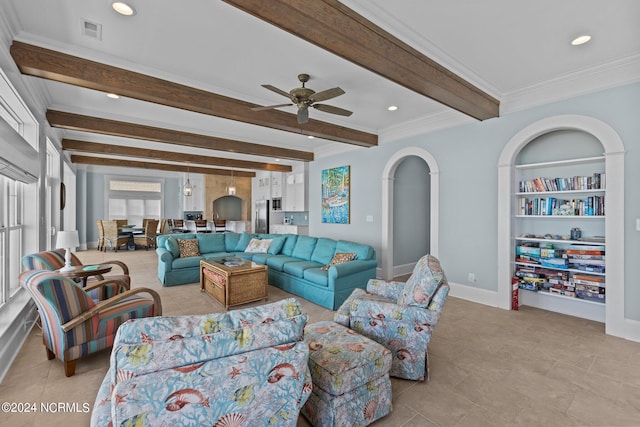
[568,258,605,266]
[573,273,605,283]
[572,264,605,273]
[518,172,605,193]
[517,196,605,216]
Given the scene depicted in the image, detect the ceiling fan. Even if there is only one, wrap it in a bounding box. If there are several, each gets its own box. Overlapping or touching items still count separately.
[252,73,353,124]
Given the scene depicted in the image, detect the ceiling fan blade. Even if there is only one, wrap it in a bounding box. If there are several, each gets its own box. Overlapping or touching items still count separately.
[313,103,353,117]
[309,87,345,103]
[251,103,293,111]
[297,106,309,124]
[261,84,292,99]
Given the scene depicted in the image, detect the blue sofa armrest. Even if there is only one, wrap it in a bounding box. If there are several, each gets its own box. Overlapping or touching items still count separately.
[328,259,378,281]
[156,247,174,273]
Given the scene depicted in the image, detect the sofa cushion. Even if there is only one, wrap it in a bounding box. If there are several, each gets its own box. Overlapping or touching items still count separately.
[172,255,204,269]
[398,254,447,308]
[235,232,257,251]
[178,238,200,257]
[245,238,272,253]
[202,252,233,262]
[251,253,272,264]
[335,240,372,260]
[303,267,329,287]
[224,232,241,252]
[266,255,300,272]
[321,252,356,271]
[197,233,226,254]
[281,234,298,256]
[310,238,337,265]
[291,236,317,260]
[165,237,180,258]
[283,261,324,278]
[267,236,286,255]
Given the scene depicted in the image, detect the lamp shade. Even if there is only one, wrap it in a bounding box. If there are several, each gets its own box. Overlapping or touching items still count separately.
[56,230,79,249]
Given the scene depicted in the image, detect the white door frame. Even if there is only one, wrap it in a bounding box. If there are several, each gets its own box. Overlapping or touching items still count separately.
[381,147,440,280]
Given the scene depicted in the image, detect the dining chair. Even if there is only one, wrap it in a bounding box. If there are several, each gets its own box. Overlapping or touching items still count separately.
[20,270,161,376]
[194,219,210,233]
[134,219,159,249]
[171,219,186,233]
[115,219,128,229]
[213,219,226,232]
[96,219,105,251]
[103,220,129,251]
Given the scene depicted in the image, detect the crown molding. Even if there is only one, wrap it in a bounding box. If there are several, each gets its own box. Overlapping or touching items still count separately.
[501,54,640,115]
[379,110,475,144]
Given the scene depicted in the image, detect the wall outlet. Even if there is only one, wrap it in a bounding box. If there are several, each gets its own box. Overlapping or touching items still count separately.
[366,215,374,222]
[467,273,476,283]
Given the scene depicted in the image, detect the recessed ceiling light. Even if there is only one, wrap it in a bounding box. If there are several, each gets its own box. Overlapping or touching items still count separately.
[571,35,591,46]
[308,135,315,139]
[112,2,136,16]
[106,93,120,99]
[388,105,398,111]
[274,158,280,162]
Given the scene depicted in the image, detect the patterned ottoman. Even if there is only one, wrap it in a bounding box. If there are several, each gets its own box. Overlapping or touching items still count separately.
[302,321,392,427]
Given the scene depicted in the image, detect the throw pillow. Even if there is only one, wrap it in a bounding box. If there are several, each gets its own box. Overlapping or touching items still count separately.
[245,238,272,253]
[267,236,286,255]
[321,252,356,271]
[397,254,446,308]
[177,239,200,258]
[165,237,180,258]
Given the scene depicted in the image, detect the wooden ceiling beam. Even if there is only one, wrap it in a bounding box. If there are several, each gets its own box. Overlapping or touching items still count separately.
[71,155,256,177]
[47,110,314,162]
[62,139,292,172]
[11,41,377,147]
[222,0,499,120]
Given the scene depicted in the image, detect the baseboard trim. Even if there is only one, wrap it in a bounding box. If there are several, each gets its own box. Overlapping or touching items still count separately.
[448,281,500,307]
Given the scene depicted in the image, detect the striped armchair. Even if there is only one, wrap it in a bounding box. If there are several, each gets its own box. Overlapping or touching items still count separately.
[19,270,162,377]
[22,249,130,300]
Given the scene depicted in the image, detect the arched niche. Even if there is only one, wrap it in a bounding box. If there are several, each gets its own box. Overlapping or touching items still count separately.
[213,195,242,220]
[497,114,625,338]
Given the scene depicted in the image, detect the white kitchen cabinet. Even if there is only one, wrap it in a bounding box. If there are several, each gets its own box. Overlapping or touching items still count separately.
[284,169,308,212]
[270,224,308,235]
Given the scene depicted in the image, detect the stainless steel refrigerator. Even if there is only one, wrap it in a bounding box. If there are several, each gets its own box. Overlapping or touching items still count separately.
[255,200,269,233]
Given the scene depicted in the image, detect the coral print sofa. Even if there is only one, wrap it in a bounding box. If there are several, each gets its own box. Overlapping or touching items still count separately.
[156,232,377,310]
[91,298,312,427]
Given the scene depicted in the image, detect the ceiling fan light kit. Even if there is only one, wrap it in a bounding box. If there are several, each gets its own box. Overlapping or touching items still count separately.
[252,73,353,124]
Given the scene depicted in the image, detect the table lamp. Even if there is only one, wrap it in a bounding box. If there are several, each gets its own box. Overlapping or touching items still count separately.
[56,230,80,272]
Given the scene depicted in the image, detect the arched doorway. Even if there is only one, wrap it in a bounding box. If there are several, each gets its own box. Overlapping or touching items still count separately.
[381,147,440,280]
[497,115,625,337]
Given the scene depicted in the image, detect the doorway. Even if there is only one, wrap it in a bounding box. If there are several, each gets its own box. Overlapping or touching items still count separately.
[381,147,440,280]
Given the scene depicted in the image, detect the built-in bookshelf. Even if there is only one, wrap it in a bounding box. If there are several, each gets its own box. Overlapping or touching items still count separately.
[513,156,606,322]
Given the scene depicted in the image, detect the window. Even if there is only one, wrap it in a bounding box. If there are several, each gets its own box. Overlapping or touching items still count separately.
[0,178,24,303]
[106,177,163,226]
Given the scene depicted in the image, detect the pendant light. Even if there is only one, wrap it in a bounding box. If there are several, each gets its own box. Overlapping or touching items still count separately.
[227,170,236,195]
[184,170,193,196]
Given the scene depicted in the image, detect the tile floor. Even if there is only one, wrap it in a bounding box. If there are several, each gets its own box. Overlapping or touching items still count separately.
[1,249,640,426]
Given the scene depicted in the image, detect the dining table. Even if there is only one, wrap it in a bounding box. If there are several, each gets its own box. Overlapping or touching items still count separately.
[118,226,144,250]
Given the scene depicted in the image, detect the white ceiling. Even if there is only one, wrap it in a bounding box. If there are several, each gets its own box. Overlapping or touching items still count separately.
[1,0,639,171]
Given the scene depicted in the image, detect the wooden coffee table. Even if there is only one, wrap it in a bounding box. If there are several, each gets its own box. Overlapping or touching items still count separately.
[200,258,268,310]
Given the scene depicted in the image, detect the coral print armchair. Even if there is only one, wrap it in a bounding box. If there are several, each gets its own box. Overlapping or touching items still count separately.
[91,298,312,427]
[334,254,450,381]
[20,270,161,377]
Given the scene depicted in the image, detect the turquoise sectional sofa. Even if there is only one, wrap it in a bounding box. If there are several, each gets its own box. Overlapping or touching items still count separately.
[156,232,377,310]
